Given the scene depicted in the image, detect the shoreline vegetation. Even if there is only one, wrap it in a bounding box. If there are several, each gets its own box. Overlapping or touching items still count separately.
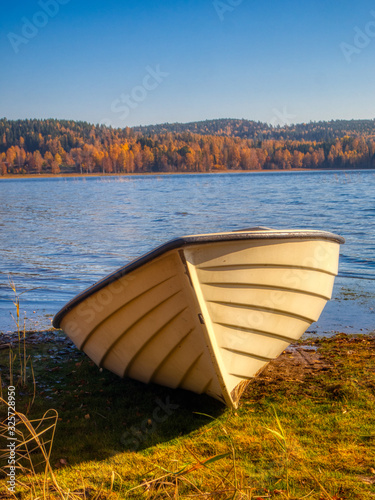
[1,329,374,499]
[1,118,375,176]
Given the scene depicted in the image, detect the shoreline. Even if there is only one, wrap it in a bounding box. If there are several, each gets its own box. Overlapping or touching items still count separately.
[1,167,374,180]
[2,327,374,348]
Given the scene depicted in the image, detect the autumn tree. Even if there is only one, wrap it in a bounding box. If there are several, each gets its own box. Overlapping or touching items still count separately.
[32,151,44,173]
[0,152,7,175]
[44,151,54,171]
[51,159,60,174]
[142,146,154,171]
[102,153,113,173]
[70,148,85,173]
[292,150,304,168]
[6,147,17,171]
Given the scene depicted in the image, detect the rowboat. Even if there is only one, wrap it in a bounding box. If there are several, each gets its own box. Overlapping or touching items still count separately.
[53,228,344,408]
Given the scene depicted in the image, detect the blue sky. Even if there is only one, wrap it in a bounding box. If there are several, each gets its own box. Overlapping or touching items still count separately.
[1,0,375,127]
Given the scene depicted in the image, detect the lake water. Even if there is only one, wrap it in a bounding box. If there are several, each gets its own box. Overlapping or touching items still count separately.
[0,171,374,337]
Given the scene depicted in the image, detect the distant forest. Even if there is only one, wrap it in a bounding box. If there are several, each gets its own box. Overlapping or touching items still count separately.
[1,118,375,175]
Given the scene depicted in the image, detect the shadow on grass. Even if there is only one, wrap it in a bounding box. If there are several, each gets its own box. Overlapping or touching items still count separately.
[0,332,226,468]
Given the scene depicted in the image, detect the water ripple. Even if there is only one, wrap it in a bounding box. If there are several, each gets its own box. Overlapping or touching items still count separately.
[1,170,374,333]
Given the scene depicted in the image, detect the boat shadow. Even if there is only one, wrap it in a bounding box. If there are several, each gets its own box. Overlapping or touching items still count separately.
[111,378,226,453]
[48,350,227,464]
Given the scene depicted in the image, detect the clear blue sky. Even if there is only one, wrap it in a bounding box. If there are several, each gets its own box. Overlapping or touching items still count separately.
[1,0,375,128]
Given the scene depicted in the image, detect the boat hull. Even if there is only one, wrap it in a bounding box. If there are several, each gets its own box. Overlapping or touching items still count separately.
[53,230,344,407]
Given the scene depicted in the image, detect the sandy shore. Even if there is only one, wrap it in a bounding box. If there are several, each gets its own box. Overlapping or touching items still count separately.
[0,168,354,180]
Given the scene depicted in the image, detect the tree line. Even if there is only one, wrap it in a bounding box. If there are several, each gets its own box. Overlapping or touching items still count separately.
[133,117,375,142]
[1,118,375,175]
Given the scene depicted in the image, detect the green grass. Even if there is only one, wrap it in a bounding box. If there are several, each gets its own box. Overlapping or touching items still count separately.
[1,332,375,499]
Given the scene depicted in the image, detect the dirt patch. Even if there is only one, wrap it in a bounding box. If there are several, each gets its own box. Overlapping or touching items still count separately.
[243,334,375,404]
[257,345,332,384]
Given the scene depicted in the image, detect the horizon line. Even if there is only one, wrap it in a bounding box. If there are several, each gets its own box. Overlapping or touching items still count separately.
[1,116,375,131]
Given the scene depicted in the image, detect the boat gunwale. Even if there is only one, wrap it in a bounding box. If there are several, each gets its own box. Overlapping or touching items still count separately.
[53,229,345,328]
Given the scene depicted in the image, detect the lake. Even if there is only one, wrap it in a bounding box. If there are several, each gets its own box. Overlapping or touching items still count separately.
[0,171,374,336]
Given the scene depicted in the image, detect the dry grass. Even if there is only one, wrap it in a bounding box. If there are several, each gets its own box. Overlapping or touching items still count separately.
[1,297,374,500]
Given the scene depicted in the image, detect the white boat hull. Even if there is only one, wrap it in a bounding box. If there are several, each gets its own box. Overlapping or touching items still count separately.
[53,229,344,407]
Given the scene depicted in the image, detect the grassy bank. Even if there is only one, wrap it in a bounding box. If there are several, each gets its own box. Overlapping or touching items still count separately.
[1,331,374,499]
